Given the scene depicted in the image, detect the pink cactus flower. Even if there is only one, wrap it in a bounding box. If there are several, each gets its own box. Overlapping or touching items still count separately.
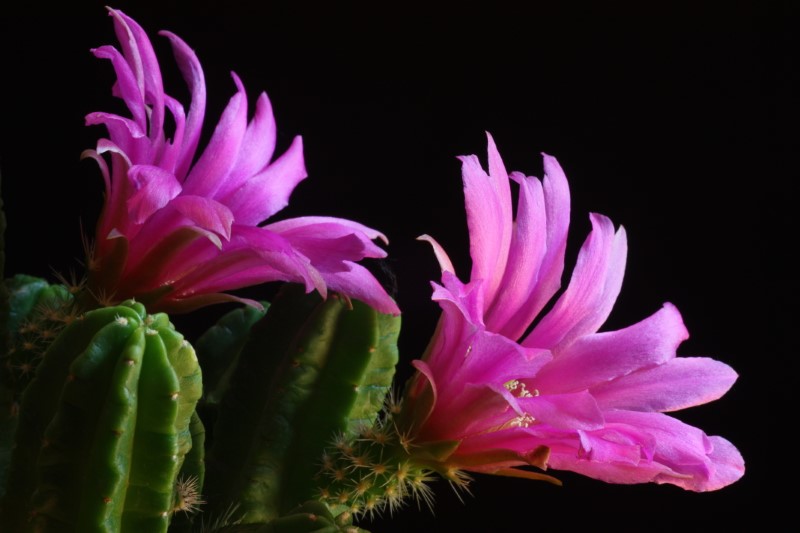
[399,134,743,491]
[81,9,398,314]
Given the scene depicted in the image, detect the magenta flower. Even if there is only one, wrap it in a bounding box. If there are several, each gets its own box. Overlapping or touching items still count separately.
[81,8,398,314]
[398,134,743,491]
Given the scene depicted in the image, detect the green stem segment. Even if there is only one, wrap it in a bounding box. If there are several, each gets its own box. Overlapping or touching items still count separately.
[0,300,202,533]
[204,284,400,526]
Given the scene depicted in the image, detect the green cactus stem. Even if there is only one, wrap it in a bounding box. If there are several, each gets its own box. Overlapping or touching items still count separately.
[194,303,268,404]
[1,276,75,407]
[204,284,400,526]
[0,276,75,500]
[313,413,445,527]
[0,300,202,533]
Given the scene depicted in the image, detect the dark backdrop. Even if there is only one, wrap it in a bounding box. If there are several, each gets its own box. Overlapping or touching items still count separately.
[1,1,795,531]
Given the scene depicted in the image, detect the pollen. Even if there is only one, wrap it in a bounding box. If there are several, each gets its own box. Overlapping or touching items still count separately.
[504,379,535,398]
[509,413,536,428]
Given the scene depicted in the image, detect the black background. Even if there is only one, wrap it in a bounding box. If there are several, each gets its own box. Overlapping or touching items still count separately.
[1,1,795,531]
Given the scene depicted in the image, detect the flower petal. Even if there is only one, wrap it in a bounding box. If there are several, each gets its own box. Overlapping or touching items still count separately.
[110,9,165,137]
[91,44,147,129]
[182,74,247,198]
[224,91,278,191]
[159,29,206,181]
[524,213,627,352]
[460,136,513,305]
[591,357,739,412]
[485,172,547,337]
[222,135,306,224]
[532,303,688,394]
[316,262,400,315]
[126,164,182,224]
[171,195,234,241]
[522,153,571,324]
[267,215,387,244]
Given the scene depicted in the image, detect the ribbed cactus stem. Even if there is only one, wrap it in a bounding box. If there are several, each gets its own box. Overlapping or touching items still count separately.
[204,284,400,526]
[0,300,203,532]
[1,276,75,413]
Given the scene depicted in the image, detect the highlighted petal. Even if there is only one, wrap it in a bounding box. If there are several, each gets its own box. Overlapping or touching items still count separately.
[533,303,689,393]
[222,135,306,224]
[525,214,627,352]
[126,164,182,224]
[182,77,247,197]
[592,357,739,412]
[170,196,234,241]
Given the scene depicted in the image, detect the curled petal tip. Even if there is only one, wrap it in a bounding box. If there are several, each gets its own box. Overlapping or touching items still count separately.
[418,234,455,274]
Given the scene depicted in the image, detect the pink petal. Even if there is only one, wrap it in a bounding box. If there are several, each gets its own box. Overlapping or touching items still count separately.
[533,303,688,394]
[424,277,485,378]
[517,391,604,430]
[223,91,277,192]
[460,149,511,306]
[429,382,518,440]
[91,45,146,130]
[521,153,571,325]
[159,94,187,174]
[108,9,144,97]
[524,213,627,352]
[485,172,547,337]
[432,272,485,331]
[171,249,321,299]
[126,165,182,224]
[85,112,149,162]
[703,436,746,491]
[182,74,247,198]
[418,235,456,274]
[267,219,388,265]
[81,149,111,199]
[450,329,548,392]
[160,29,206,181]
[222,135,306,224]
[171,195,234,241]
[157,291,265,314]
[591,357,739,412]
[317,262,400,315]
[597,410,744,491]
[267,215,387,245]
[111,9,165,137]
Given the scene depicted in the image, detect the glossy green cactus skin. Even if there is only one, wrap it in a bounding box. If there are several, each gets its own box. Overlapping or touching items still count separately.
[0,300,202,533]
[205,284,400,525]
